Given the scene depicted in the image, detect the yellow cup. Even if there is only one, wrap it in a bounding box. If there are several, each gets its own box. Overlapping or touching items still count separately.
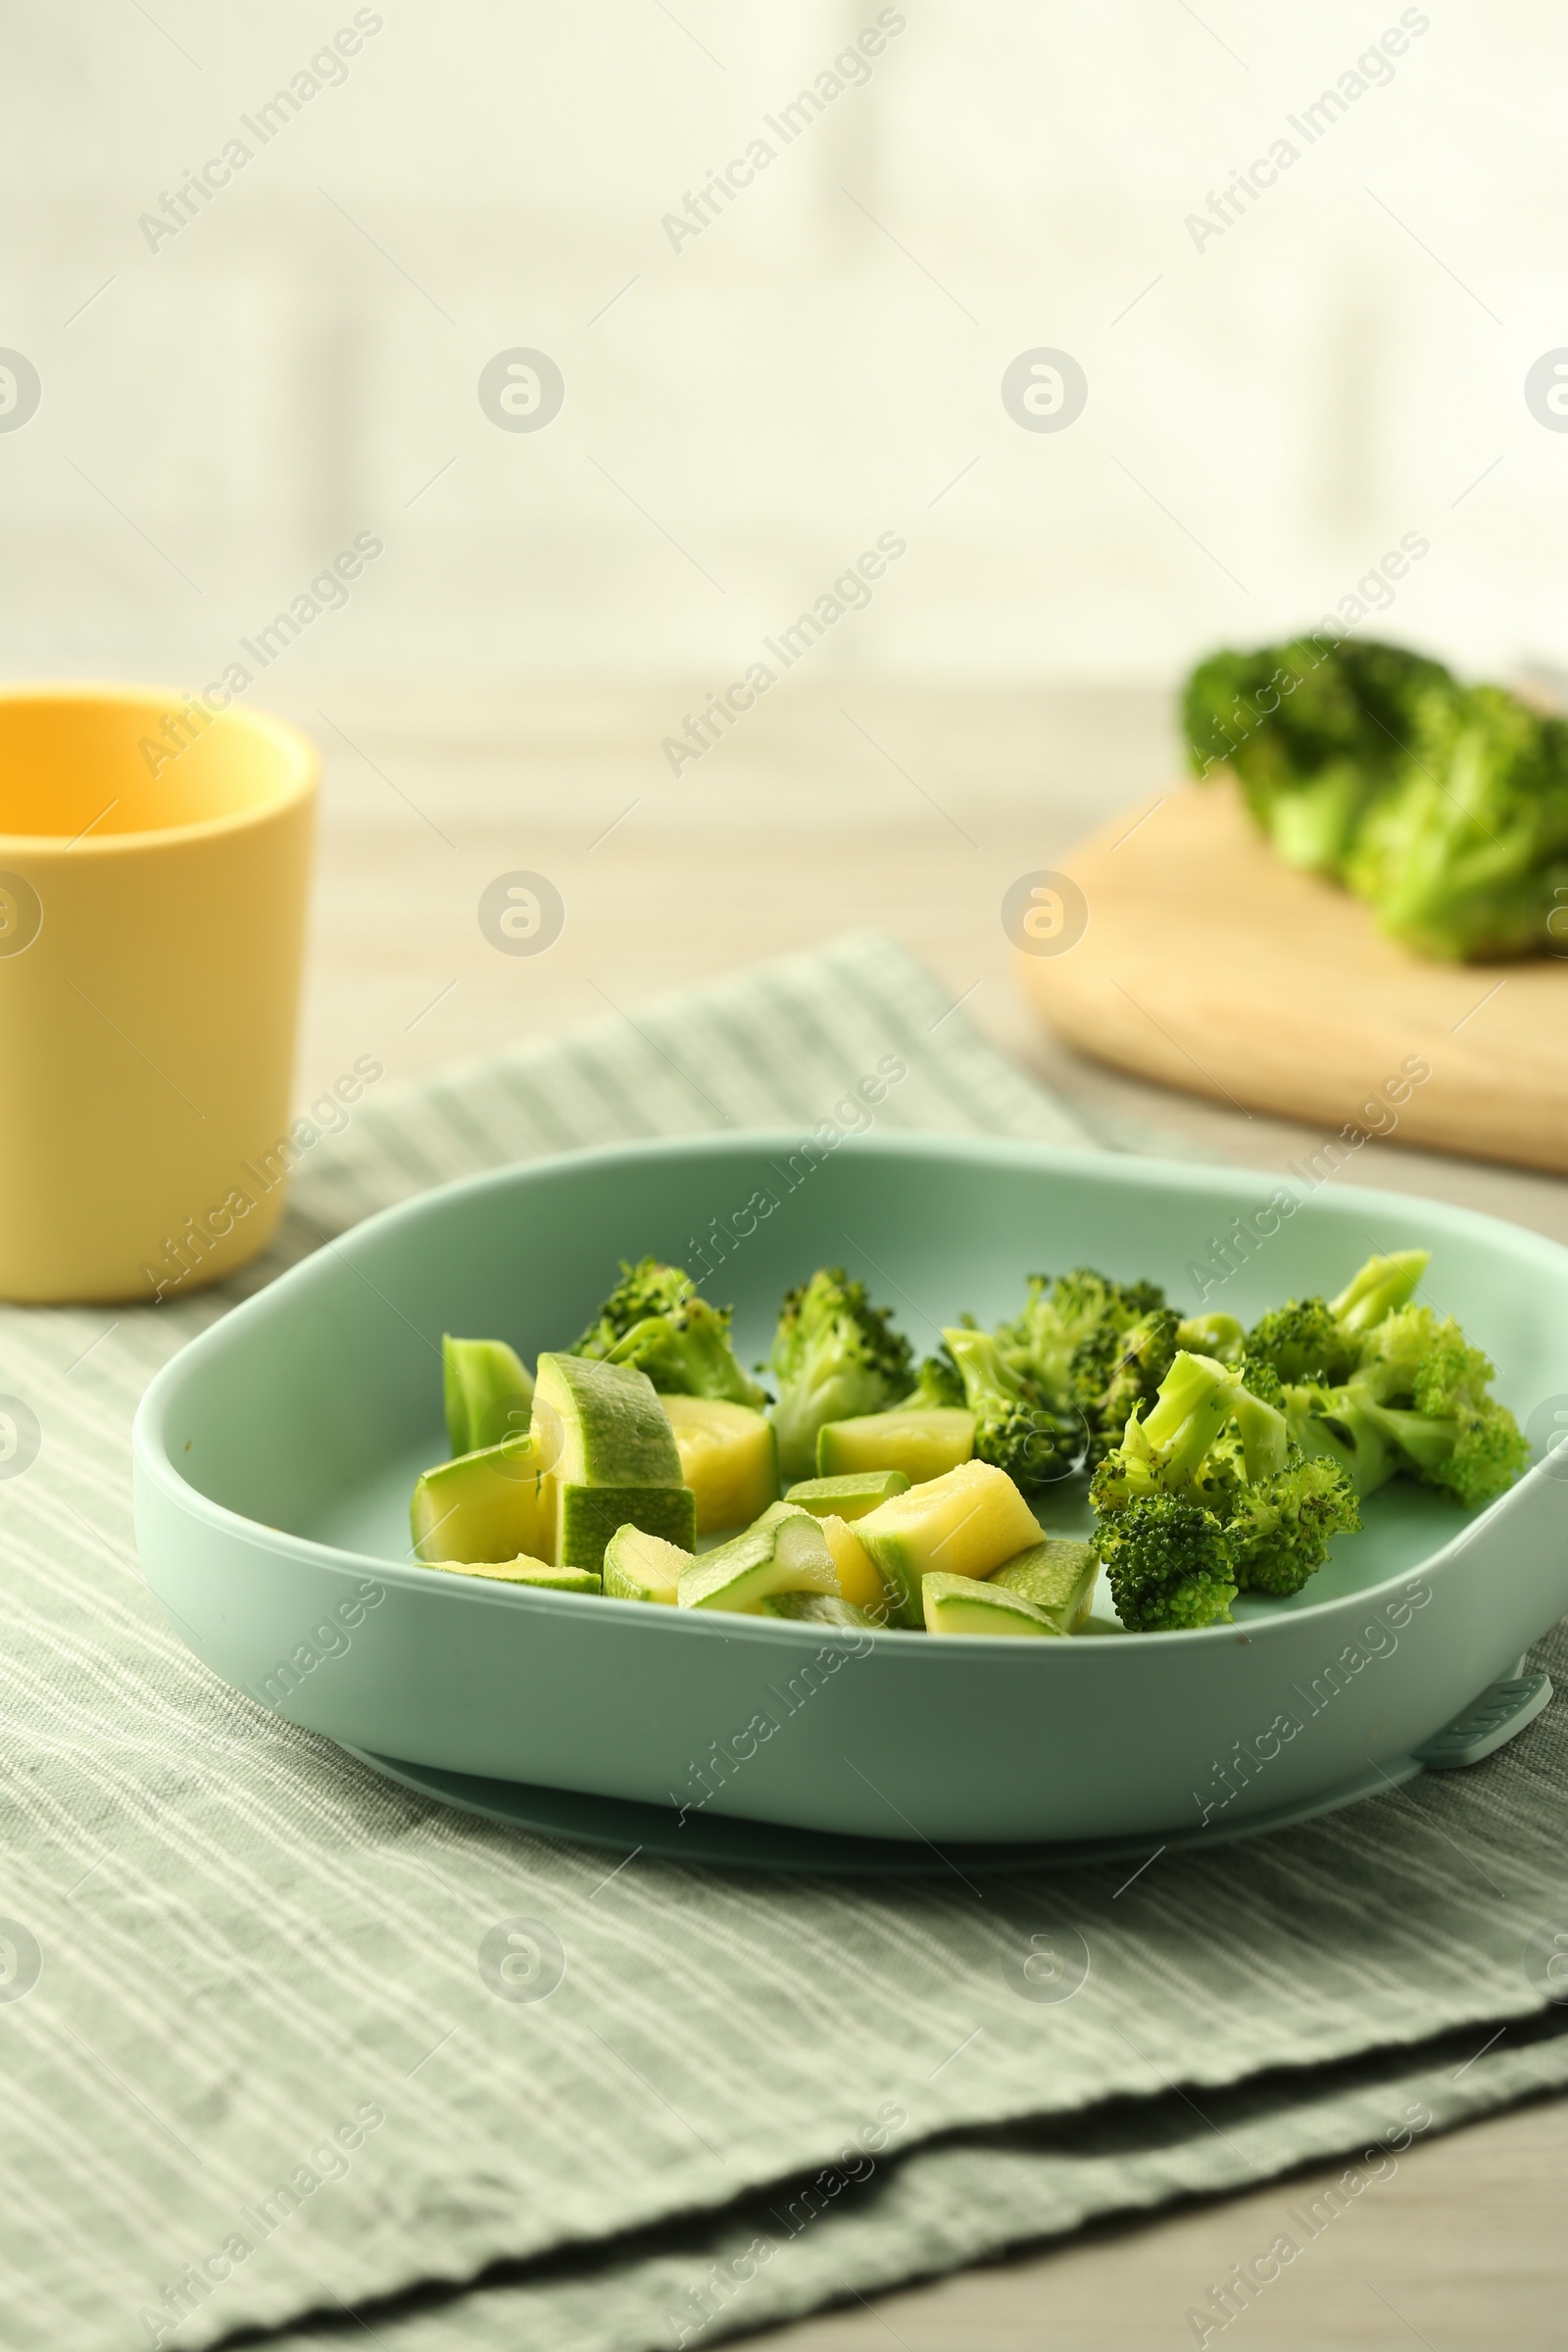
[0,685,317,1303]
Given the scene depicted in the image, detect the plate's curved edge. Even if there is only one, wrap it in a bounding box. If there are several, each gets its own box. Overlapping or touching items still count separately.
[337,1743,1426,1876]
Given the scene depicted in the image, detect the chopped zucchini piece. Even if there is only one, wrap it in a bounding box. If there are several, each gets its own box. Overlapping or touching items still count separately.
[818,1513,890,1616]
[922,1572,1060,1637]
[534,1350,684,1487]
[678,1502,839,1615]
[603,1524,691,1604]
[785,1470,909,1520]
[426,1553,599,1593]
[660,1394,778,1534]
[411,1436,552,1564]
[559,1483,696,1573]
[989,1538,1099,1633]
[443,1335,534,1457]
[816,1408,975,1483]
[760,1591,876,1629]
[532,1351,689,1569]
[856,1461,1042,1630]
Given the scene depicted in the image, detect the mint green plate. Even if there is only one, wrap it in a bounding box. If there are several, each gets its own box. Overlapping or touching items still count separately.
[132,1134,1568,1857]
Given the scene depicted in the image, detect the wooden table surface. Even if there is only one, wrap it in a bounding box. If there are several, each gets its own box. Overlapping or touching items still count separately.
[281,673,1568,2349]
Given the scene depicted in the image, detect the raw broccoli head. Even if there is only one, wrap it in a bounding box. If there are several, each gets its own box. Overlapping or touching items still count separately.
[1097,1494,1238,1631]
[1183,636,1454,873]
[1344,684,1568,959]
[767,1266,914,1481]
[572,1256,767,1408]
[942,1326,1083,1487]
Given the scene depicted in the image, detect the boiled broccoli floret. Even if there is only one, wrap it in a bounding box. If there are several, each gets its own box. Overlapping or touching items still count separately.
[999,1266,1169,1470]
[1079,1307,1250,1472]
[1245,1249,1429,1387]
[1176,1310,1248,1365]
[1087,1306,1180,1468]
[1245,1253,1527,1509]
[572,1256,766,1408]
[767,1267,913,1481]
[1092,1348,1358,1622]
[1094,1495,1239,1632]
[1091,1349,1246,1531]
[1344,684,1568,960]
[1332,1249,1431,1336]
[1244,1296,1351,1387]
[942,1326,1082,1486]
[1184,636,1453,874]
[1281,1380,1401,1499]
[1228,1452,1365,1595]
[903,1345,965,1408]
[1290,1301,1529,1509]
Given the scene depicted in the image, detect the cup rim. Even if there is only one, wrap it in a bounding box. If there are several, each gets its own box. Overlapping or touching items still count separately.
[0,681,318,854]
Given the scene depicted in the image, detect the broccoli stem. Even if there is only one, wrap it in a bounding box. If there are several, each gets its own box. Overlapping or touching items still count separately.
[1135,1350,1238,1480]
[1328,1249,1429,1336]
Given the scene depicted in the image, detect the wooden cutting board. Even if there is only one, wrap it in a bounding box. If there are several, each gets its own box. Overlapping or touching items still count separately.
[1015,785,1568,1175]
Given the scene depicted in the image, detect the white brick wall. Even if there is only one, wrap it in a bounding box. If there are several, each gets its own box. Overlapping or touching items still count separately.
[1,0,1561,685]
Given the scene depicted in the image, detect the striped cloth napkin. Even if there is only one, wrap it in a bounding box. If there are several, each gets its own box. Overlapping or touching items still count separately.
[1,933,1564,2352]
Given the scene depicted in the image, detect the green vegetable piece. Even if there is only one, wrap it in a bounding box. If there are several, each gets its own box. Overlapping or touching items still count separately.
[1329,1250,1429,1335]
[943,1324,1082,1485]
[678,1501,839,1615]
[1175,1311,1247,1365]
[767,1266,914,1482]
[815,1408,974,1483]
[1285,1298,1528,1511]
[1344,683,1568,960]
[443,1335,535,1457]
[1245,1249,1429,1395]
[559,1484,696,1573]
[1244,1297,1354,1388]
[572,1256,767,1407]
[534,1350,683,1488]
[996,1266,1170,1470]
[902,1347,965,1408]
[411,1436,551,1565]
[989,1538,1099,1632]
[759,1591,875,1629]
[1092,1348,1358,1622]
[425,1554,599,1593]
[784,1470,910,1521]
[998,1266,1165,1396]
[602,1524,690,1604]
[1183,637,1568,960]
[922,1573,1061,1638]
[662,1394,778,1534]
[857,1461,1043,1630]
[1182,635,1455,878]
[1226,1454,1366,1595]
[1086,1307,1179,1468]
[1098,1495,1240,1631]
